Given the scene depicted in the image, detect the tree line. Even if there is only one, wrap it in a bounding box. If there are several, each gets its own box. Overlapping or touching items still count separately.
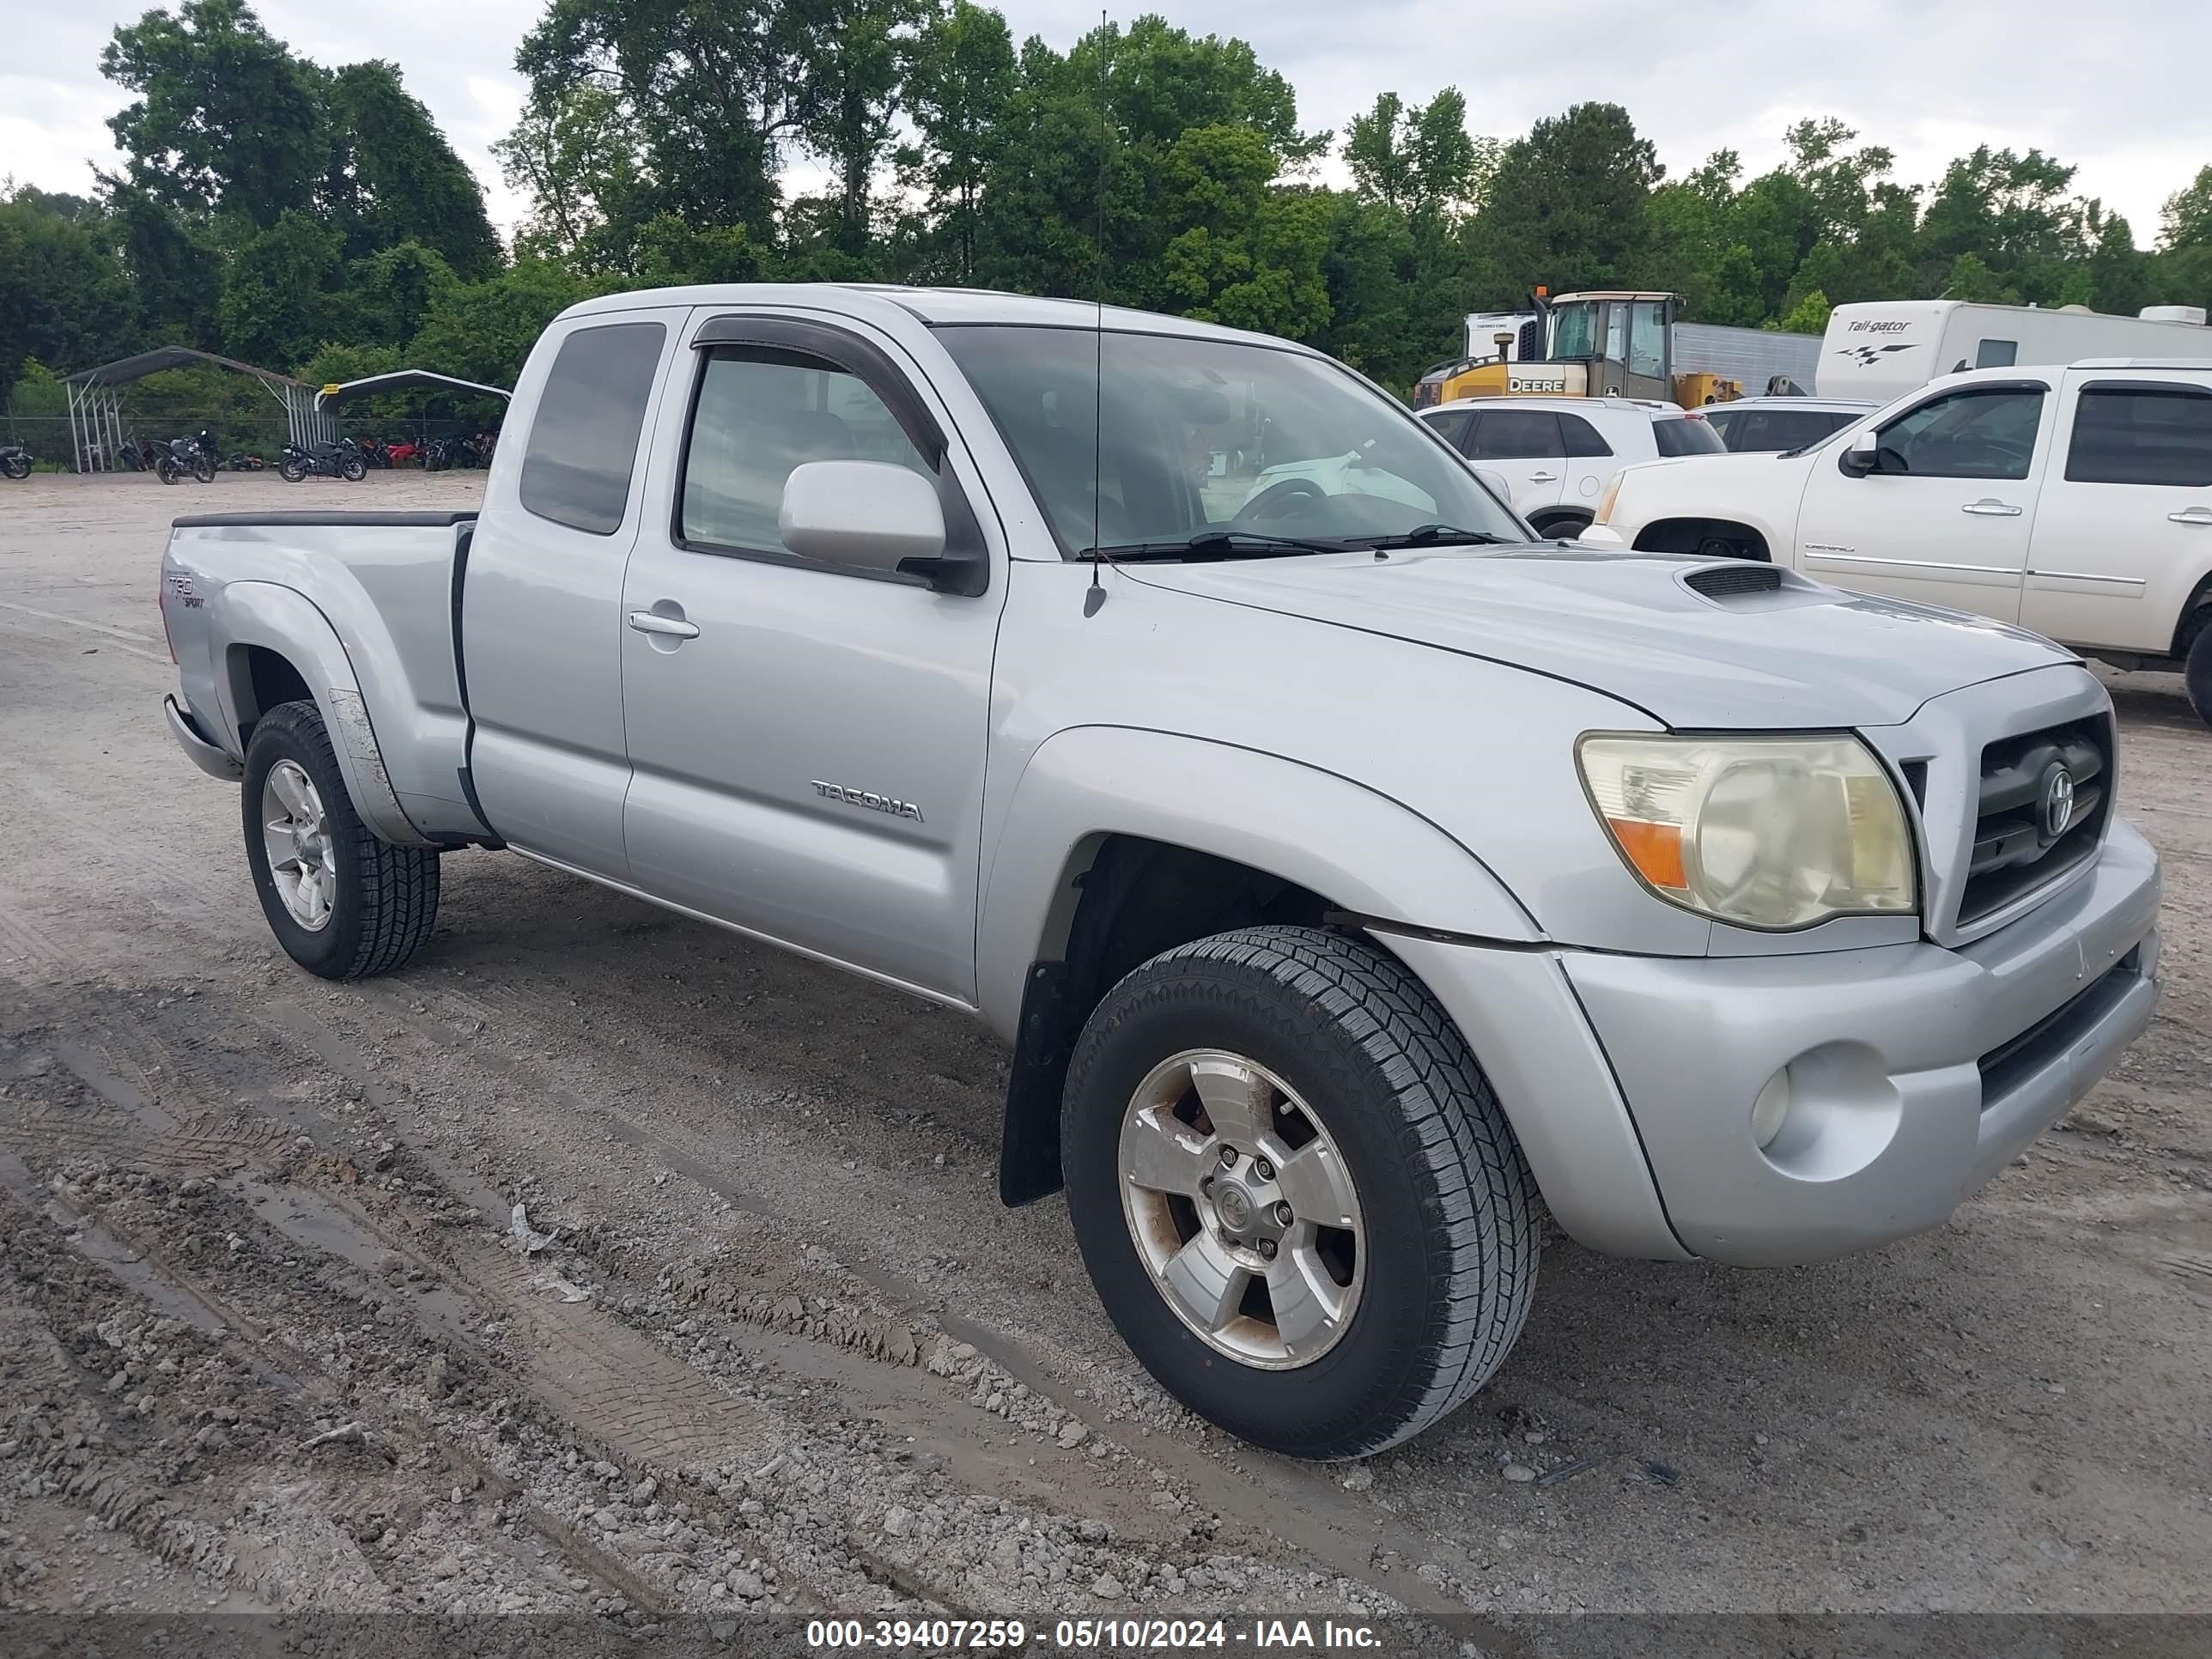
[7,0,2212,424]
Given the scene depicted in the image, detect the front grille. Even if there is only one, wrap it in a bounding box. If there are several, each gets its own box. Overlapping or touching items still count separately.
[1958,716,2112,925]
[1978,947,2142,1106]
[1684,563,1782,599]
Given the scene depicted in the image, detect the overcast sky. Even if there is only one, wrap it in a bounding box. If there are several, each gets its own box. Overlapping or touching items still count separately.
[7,1,2206,246]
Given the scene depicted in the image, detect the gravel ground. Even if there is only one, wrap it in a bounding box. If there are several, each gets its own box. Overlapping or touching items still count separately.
[0,468,2207,1636]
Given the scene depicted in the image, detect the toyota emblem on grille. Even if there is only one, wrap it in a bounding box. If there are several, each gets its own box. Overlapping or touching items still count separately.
[2039,763,2076,840]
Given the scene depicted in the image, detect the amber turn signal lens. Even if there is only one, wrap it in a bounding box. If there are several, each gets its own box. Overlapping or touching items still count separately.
[1605,817,1686,891]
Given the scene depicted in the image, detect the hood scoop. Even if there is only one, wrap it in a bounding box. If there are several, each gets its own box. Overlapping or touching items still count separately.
[1683,562,1783,600]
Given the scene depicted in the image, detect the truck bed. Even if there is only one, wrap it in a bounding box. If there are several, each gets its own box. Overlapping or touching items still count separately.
[162,509,485,844]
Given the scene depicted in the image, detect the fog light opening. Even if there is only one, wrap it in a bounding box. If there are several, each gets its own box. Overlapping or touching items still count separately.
[1751,1068,1791,1151]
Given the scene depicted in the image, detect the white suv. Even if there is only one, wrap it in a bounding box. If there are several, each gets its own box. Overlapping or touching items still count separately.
[1416,396,1723,538]
[1582,360,2212,721]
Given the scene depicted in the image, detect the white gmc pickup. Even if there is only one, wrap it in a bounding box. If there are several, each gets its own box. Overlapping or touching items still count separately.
[159,285,2160,1459]
[1583,359,2212,720]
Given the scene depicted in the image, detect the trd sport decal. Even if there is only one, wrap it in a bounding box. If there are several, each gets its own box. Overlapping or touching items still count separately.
[1835,343,1917,366]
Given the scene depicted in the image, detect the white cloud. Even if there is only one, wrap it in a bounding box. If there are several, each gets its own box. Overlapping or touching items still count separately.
[9,0,2203,242]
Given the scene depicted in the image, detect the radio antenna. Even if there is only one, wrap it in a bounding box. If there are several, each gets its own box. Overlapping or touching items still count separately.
[1085,9,1110,617]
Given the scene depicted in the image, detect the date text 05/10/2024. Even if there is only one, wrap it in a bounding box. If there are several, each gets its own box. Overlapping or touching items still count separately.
[805,1618,1386,1650]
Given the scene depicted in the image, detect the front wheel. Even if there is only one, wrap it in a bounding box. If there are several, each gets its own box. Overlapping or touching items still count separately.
[241,701,441,979]
[192,459,216,484]
[342,457,368,483]
[2185,611,2212,728]
[2,458,28,481]
[1063,926,1540,1460]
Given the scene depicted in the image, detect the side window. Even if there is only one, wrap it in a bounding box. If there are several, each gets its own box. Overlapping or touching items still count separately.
[519,322,666,535]
[1627,301,1668,380]
[1423,410,1474,453]
[1471,410,1564,461]
[1974,338,2019,369]
[1651,416,1725,457]
[1558,412,1613,457]
[2064,387,2212,487]
[680,347,933,556]
[1875,387,2045,480]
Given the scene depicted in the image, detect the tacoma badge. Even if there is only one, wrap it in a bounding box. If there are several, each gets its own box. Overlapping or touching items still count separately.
[810,780,924,823]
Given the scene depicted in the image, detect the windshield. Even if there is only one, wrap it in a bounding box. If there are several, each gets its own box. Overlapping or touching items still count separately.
[1546,301,1601,361]
[934,325,1524,556]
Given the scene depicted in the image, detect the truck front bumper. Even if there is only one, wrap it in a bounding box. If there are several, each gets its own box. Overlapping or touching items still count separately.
[1563,822,2160,1266]
[1391,823,2159,1267]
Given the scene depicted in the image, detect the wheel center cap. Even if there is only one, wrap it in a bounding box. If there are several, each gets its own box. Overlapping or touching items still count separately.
[1214,1184,1255,1234]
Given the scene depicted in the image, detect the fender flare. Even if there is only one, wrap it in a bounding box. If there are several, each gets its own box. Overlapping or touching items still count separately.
[975,725,1540,1039]
[208,581,434,848]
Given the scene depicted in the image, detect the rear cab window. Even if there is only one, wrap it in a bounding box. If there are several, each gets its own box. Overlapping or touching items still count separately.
[519,321,668,534]
[1651,416,1724,457]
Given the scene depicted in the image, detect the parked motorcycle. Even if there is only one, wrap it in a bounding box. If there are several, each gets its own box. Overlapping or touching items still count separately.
[422,432,485,471]
[155,435,216,486]
[1,444,31,481]
[278,441,368,483]
[227,453,266,471]
[384,437,422,467]
[351,436,393,469]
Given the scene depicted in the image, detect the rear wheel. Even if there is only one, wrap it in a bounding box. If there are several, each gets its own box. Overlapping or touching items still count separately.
[279,459,306,483]
[1063,926,1540,1460]
[242,701,440,979]
[155,459,181,485]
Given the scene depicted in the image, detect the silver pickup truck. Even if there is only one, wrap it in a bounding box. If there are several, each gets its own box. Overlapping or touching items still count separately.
[160,284,2160,1460]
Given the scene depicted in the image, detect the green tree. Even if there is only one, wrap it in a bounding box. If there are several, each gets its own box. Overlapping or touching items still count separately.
[2162,166,2212,250]
[494,82,648,270]
[407,260,597,387]
[1480,103,1662,296]
[799,0,927,257]
[511,0,825,242]
[0,187,139,384]
[1345,89,1493,222]
[344,241,461,348]
[1154,125,1330,337]
[900,0,1018,282]
[100,0,326,228]
[219,209,342,368]
[1774,288,1831,335]
[324,62,502,278]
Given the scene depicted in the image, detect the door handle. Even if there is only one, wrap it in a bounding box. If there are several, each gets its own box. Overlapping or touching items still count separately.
[1960,499,2022,517]
[2169,507,2212,526]
[1528,471,1560,483]
[627,610,700,639]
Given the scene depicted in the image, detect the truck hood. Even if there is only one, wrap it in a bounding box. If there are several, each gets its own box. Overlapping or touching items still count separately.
[1124,546,2075,729]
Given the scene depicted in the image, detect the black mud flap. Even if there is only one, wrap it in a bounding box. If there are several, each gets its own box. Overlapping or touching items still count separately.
[999,961,1075,1206]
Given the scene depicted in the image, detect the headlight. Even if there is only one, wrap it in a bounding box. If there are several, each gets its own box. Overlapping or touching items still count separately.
[1577,733,1917,929]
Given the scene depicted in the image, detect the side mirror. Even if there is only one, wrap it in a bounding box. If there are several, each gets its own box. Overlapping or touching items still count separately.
[780,460,946,575]
[1839,433,1881,477]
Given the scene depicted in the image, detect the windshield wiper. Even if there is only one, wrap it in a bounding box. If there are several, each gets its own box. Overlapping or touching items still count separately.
[1083,530,1351,562]
[1354,524,1516,551]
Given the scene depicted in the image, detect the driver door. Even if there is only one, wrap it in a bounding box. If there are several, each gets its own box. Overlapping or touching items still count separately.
[1796,382,2051,619]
